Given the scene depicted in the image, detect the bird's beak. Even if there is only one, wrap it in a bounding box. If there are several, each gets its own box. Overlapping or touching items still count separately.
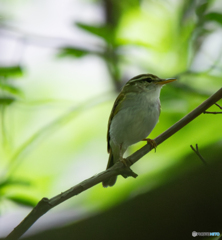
[156,78,177,85]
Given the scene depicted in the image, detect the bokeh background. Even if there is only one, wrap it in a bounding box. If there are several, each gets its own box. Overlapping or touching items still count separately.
[0,0,222,239]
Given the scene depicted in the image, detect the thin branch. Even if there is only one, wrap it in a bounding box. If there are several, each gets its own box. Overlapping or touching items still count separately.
[204,111,222,114]
[5,88,222,240]
[190,144,207,165]
[215,103,222,109]
[204,103,222,114]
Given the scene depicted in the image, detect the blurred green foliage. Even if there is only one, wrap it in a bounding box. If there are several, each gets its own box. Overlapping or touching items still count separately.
[0,65,23,104]
[0,66,23,77]
[0,65,24,206]
[0,0,221,229]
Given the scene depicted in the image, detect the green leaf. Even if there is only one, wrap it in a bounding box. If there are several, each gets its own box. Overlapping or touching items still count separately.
[76,23,113,43]
[58,47,100,58]
[0,82,23,96]
[0,97,16,105]
[196,1,209,17]
[7,195,37,207]
[58,47,91,58]
[0,179,31,189]
[0,66,23,78]
[205,12,222,25]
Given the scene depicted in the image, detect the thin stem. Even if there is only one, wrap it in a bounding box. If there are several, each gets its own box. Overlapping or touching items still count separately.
[190,144,207,164]
[203,111,222,114]
[215,103,222,109]
[204,103,222,114]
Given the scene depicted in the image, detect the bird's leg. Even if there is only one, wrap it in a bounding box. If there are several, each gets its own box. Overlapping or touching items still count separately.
[119,143,130,167]
[118,144,137,179]
[142,138,157,152]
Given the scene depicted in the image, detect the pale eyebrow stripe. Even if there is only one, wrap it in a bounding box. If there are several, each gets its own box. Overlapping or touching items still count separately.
[129,76,148,82]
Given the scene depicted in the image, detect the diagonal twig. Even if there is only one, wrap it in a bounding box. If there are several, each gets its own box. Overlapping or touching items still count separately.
[5,88,222,240]
[215,103,222,109]
[190,144,207,165]
[203,111,222,114]
[204,103,222,114]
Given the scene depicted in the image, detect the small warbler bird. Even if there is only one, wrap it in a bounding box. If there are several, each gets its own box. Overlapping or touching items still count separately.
[102,73,176,188]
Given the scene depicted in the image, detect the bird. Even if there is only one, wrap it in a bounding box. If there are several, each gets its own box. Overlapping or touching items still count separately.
[102,73,176,188]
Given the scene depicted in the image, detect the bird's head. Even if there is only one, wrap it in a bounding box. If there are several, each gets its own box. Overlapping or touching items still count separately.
[125,73,176,92]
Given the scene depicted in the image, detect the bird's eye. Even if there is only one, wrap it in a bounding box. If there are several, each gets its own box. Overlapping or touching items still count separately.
[146,78,152,83]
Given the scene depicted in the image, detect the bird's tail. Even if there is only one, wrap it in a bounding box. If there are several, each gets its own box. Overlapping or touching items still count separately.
[102,150,117,188]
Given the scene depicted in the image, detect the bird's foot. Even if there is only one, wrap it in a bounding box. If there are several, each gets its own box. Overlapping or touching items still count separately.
[142,138,157,152]
[120,157,130,167]
[120,157,136,179]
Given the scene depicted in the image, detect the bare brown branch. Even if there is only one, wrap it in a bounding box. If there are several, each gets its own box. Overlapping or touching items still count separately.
[190,144,207,164]
[5,88,222,240]
[215,103,222,109]
[203,111,222,114]
[204,103,222,114]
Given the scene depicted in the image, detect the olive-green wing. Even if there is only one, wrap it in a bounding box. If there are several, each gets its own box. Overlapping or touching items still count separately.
[107,92,126,153]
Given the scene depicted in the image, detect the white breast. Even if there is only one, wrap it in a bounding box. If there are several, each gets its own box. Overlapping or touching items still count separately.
[109,88,161,149]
